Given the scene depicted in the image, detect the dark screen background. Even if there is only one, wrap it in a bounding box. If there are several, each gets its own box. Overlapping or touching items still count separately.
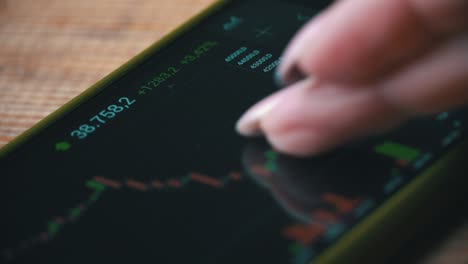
[1,0,467,263]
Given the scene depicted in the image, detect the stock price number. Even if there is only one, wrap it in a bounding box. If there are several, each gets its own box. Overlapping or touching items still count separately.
[70,97,136,140]
[180,41,218,65]
[139,67,179,95]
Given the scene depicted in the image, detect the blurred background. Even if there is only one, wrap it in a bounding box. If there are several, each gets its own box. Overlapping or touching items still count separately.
[0,0,212,146]
[0,0,467,263]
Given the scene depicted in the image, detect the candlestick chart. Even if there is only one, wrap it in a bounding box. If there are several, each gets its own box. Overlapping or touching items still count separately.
[1,108,467,263]
[1,171,244,261]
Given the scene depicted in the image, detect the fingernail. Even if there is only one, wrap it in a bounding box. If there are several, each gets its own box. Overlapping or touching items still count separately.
[236,96,282,136]
[282,64,307,86]
[274,64,307,88]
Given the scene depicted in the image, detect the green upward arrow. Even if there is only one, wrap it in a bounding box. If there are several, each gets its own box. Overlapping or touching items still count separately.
[55,141,71,152]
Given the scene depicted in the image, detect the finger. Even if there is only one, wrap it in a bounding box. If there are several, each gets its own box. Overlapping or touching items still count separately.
[237,34,468,156]
[237,79,405,156]
[278,0,468,85]
[381,34,468,114]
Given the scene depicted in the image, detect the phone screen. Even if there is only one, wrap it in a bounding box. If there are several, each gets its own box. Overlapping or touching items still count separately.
[1,0,467,263]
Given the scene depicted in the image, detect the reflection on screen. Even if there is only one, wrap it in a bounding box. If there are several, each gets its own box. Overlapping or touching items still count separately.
[1,0,467,263]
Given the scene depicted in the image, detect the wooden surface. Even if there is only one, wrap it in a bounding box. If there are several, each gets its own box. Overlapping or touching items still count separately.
[0,0,213,145]
[0,0,467,263]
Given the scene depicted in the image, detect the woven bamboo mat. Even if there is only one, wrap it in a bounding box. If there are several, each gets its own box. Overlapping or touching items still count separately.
[0,0,467,263]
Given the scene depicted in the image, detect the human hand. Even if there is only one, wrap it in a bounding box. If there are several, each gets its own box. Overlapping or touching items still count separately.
[236,0,468,156]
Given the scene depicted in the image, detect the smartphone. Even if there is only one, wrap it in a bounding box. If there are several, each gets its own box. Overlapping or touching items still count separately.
[1,0,467,263]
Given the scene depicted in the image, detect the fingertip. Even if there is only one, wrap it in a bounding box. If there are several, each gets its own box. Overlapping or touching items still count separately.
[235,94,283,136]
[266,129,331,157]
[258,79,334,156]
[257,80,405,157]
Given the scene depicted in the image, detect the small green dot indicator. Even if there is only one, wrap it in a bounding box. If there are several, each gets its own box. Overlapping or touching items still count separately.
[265,150,278,161]
[86,180,106,192]
[289,243,301,255]
[180,176,191,186]
[69,207,82,221]
[55,141,71,152]
[47,222,61,237]
[265,161,277,172]
[89,191,102,203]
[436,112,449,121]
[374,141,420,162]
